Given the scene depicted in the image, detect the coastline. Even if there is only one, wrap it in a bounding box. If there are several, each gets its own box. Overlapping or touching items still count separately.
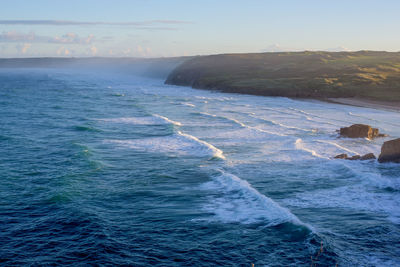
[326,97,400,112]
[174,83,400,113]
[165,51,400,113]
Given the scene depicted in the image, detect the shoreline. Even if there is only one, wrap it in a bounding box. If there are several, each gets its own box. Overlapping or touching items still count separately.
[183,85,400,113]
[325,97,400,112]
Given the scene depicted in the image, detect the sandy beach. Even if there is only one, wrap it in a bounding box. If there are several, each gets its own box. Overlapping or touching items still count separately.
[327,97,400,112]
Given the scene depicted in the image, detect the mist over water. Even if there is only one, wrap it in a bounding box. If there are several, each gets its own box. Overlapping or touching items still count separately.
[1,68,399,266]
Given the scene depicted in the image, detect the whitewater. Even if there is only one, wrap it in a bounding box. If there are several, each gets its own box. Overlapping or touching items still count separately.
[0,68,399,266]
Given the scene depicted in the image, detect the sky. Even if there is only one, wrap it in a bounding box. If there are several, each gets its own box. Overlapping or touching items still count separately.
[0,0,399,58]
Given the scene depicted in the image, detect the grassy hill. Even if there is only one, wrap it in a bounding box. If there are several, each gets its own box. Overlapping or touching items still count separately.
[165,51,400,102]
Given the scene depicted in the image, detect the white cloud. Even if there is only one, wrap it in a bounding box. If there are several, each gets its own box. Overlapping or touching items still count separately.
[52,33,95,44]
[136,45,143,53]
[324,46,352,52]
[0,19,192,26]
[123,48,132,56]
[262,44,303,52]
[132,45,153,57]
[90,46,97,55]
[0,31,95,44]
[21,43,31,53]
[15,43,31,54]
[262,44,354,53]
[56,46,71,56]
[0,31,36,42]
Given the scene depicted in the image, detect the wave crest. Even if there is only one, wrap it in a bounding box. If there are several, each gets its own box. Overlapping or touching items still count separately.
[106,131,224,159]
[98,114,182,126]
[200,172,307,227]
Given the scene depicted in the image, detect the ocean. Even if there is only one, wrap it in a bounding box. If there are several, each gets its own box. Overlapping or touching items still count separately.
[1,68,399,266]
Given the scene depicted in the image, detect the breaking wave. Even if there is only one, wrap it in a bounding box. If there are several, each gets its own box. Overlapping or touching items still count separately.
[106,131,224,159]
[316,140,359,155]
[249,114,314,132]
[98,114,182,126]
[295,138,328,159]
[199,112,286,137]
[200,171,309,228]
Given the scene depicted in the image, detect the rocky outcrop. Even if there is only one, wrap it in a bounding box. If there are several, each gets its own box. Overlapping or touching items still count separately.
[378,138,400,163]
[347,155,361,160]
[334,153,376,161]
[334,153,348,159]
[360,153,376,160]
[339,124,385,139]
[336,139,400,163]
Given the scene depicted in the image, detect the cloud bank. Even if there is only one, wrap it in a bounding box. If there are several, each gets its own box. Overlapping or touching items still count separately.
[0,31,95,44]
[0,20,191,26]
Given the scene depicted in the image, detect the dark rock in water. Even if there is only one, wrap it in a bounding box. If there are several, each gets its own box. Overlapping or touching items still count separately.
[371,128,379,138]
[334,153,376,161]
[360,153,376,160]
[334,152,377,161]
[334,153,348,159]
[378,138,400,163]
[347,155,361,160]
[339,124,382,139]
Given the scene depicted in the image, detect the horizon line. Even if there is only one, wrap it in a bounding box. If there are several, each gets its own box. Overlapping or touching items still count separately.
[0,49,398,60]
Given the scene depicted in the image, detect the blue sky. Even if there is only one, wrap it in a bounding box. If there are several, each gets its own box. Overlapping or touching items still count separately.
[0,0,399,57]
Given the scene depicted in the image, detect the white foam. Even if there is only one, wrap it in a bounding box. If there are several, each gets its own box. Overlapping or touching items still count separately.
[98,114,182,126]
[200,172,306,226]
[249,126,287,137]
[199,112,246,127]
[316,140,359,155]
[348,112,400,128]
[338,161,400,191]
[295,138,328,159]
[284,185,400,224]
[177,131,225,159]
[106,131,224,159]
[305,116,339,127]
[199,112,286,137]
[194,96,233,101]
[249,114,313,132]
[153,114,182,126]
[195,128,288,150]
[181,102,196,107]
[348,111,381,124]
[289,107,348,126]
[198,112,217,118]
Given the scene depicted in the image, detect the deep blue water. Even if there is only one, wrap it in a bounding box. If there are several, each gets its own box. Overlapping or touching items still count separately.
[1,68,399,266]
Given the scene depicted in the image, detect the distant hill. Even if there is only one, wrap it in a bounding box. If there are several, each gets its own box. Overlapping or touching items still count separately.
[165,51,400,102]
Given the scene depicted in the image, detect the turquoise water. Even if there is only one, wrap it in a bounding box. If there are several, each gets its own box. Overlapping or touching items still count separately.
[1,68,399,266]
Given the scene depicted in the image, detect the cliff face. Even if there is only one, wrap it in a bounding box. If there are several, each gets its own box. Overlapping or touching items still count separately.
[165,51,400,101]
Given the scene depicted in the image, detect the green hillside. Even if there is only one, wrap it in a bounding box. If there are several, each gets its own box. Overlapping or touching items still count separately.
[165,51,400,102]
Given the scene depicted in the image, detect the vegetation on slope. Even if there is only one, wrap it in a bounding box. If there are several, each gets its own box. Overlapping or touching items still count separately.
[165,51,400,101]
